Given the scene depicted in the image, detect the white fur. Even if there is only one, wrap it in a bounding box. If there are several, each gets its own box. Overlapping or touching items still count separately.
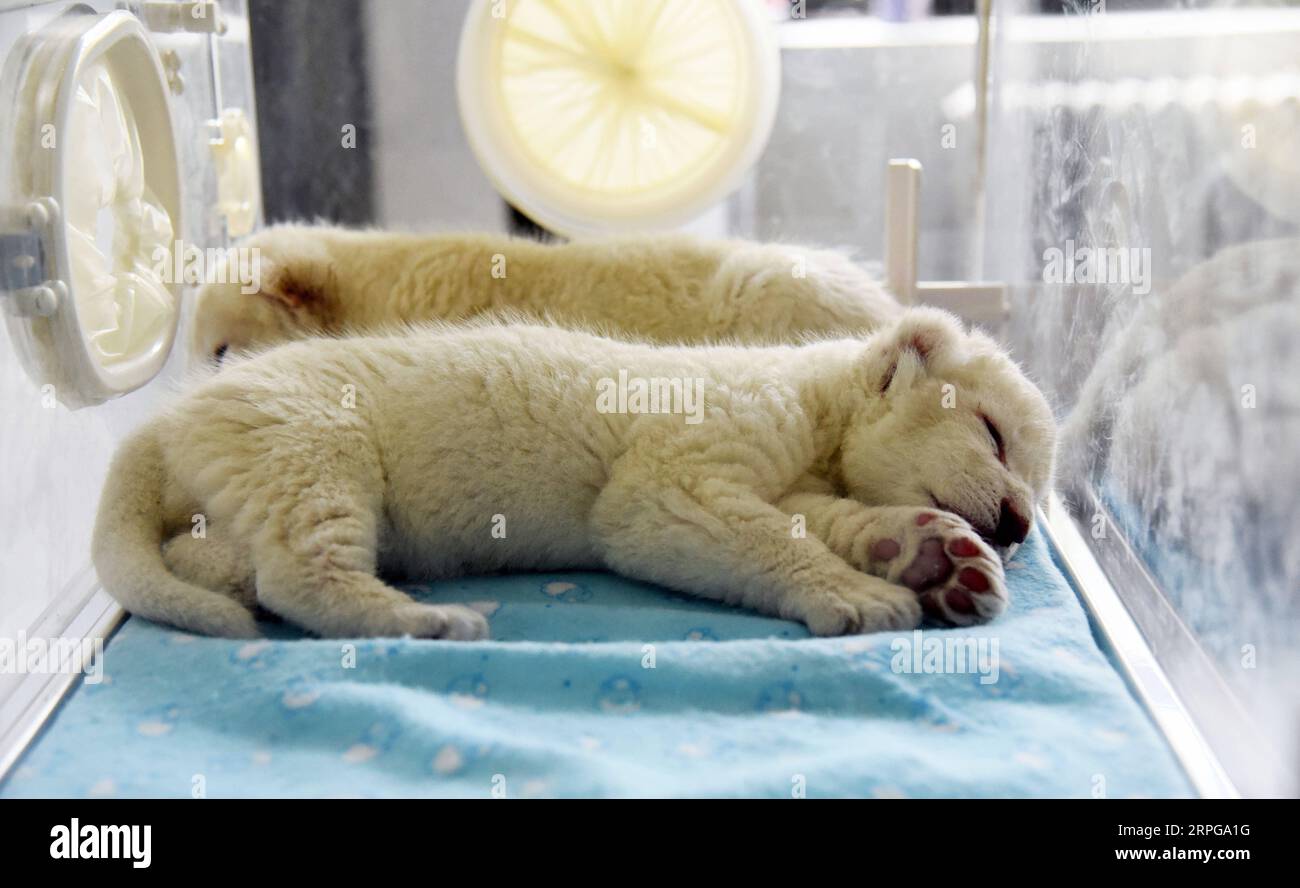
[190,225,902,361]
[93,309,1056,639]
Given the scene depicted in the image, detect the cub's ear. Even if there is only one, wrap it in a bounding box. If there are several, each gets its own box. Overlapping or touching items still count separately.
[238,226,336,318]
[861,308,965,395]
[257,259,328,312]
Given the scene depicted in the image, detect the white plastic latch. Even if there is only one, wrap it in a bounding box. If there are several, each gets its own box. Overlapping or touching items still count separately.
[208,108,261,237]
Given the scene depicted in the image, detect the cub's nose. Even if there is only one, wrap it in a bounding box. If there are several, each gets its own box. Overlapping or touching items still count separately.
[993,498,1030,546]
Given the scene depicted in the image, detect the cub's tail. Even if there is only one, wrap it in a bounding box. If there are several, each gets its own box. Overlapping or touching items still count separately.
[92,426,258,637]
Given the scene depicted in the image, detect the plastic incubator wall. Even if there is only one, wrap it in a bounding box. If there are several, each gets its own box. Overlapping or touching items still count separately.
[0,0,259,649]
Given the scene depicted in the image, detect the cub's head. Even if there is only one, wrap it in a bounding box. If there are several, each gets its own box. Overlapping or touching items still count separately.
[839,308,1056,550]
[189,226,335,366]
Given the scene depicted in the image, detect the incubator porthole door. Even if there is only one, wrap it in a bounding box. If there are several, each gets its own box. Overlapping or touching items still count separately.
[0,10,182,409]
[457,0,781,237]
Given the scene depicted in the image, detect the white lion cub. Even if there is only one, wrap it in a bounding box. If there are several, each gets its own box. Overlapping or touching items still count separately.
[191,225,901,361]
[94,308,1055,639]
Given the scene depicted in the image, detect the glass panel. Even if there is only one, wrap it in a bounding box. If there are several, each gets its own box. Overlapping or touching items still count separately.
[0,0,258,643]
[985,0,1300,796]
[746,1,983,280]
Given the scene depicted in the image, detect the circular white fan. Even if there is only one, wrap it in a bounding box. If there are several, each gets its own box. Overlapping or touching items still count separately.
[457,0,780,237]
[0,11,181,408]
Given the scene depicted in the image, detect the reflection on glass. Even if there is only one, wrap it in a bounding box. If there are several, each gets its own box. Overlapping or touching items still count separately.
[989,1,1300,796]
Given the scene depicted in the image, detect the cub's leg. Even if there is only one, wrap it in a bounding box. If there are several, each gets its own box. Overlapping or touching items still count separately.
[246,473,487,641]
[779,493,1007,625]
[162,529,256,608]
[591,478,920,636]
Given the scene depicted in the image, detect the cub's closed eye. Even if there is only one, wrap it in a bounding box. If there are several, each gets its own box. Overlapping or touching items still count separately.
[213,343,229,364]
[982,414,1006,464]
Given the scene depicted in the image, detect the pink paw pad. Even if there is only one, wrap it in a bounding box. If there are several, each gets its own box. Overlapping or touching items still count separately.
[948,537,981,558]
[958,567,991,592]
[871,539,901,561]
[899,538,953,591]
[915,513,936,527]
[946,588,977,614]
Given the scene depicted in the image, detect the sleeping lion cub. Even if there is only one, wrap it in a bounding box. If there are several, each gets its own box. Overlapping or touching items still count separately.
[191,225,901,361]
[94,308,1055,639]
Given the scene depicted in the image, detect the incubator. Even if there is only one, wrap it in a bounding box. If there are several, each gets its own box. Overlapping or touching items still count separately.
[0,0,1295,799]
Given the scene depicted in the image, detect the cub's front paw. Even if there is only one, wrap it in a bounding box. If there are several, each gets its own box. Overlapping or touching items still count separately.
[388,603,490,640]
[853,509,1007,626]
[800,580,922,636]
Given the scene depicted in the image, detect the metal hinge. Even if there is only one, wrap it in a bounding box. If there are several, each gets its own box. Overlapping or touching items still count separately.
[0,201,61,318]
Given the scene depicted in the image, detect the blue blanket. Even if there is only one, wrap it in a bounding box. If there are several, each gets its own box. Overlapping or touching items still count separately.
[2,531,1192,798]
